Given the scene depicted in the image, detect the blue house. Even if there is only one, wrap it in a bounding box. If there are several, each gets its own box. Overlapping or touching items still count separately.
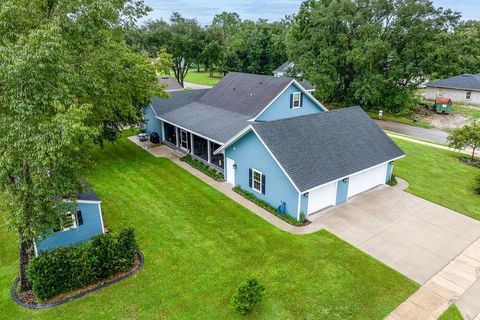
[34,188,105,255]
[144,72,403,221]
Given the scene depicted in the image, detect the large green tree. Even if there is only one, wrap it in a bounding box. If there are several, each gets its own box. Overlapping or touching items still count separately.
[287,0,462,112]
[139,13,205,86]
[0,0,161,291]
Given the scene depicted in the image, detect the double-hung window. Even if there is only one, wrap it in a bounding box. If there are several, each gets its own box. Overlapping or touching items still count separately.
[252,169,262,193]
[291,92,302,108]
[249,168,265,194]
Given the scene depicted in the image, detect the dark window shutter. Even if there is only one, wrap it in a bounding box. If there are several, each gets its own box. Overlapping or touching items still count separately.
[77,210,84,226]
[300,93,304,107]
[249,169,253,188]
[289,93,293,108]
[261,174,266,194]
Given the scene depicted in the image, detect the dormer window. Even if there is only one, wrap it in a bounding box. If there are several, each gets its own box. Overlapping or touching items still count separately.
[291,92,302,109]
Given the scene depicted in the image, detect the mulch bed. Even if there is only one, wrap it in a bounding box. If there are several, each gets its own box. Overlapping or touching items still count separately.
[11,251,144,309]
[459,157,480,168]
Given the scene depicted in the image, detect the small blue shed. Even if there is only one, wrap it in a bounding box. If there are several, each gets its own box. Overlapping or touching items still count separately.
[34,188,105,255]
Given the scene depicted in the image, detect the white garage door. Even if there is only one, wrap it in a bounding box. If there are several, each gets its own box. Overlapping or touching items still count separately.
[348,164,387,198]
[308,181,337,215]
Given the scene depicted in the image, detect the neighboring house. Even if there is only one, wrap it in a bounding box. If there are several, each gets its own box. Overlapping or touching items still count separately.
[144,72,403,221]
[158,76,183,92]
[425,74,480,105]
[273,61,294,77]
[34,188,105,255]
[273,61,315,93]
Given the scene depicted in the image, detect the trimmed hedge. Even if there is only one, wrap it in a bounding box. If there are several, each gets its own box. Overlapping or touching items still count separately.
[180,155,224,181]
[27,228,138,301]
[233,186,307,226]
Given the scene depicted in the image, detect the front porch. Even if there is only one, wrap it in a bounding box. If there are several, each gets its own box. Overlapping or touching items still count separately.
[159,121,225,172]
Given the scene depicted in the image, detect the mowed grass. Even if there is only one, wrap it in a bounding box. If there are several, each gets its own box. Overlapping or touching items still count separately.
[393,138,480,220]
[184,70,223,86]
[439,305,464,320]
[0,135,418,319]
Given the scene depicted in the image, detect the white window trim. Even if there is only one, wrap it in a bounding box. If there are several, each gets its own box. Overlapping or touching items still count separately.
[62,212,78,232]
[292,92,301,109]
[251,169,263,194]
[465,91,472,100]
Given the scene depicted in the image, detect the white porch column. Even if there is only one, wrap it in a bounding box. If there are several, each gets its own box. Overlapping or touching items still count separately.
[207,141,211,163]
[190,132,194,154]
[161,121,165,142]
[175,127,179,147]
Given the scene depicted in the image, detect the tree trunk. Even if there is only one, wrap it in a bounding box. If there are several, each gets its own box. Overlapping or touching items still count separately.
[19,239,34,291]
[472,146,477,160]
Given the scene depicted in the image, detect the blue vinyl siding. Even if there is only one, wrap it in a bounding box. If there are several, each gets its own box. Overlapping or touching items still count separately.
[36,202,104,253]
[336,179,349,205]
[255,83,325,121]
[144,105,163,138]
[300,194,308,218]
[386,161,394,183]
[226,131,300,220]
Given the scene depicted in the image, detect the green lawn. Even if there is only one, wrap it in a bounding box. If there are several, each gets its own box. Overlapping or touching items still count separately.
[439,305,464,320]
[366,111,433,129]
[0,135,418,319]
[453,104,480,120]
[184,70,223,86]
[393,138,480,220]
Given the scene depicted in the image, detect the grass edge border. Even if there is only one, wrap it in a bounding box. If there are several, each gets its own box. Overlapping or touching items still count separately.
[10,251,144,310]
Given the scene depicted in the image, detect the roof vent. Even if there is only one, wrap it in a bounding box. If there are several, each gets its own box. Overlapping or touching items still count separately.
[250,93,253,96]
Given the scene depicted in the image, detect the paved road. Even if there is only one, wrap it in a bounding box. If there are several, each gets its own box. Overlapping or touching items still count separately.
[374,120,449,144]
[183,81,212,90]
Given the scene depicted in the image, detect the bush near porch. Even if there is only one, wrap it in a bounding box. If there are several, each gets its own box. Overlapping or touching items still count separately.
[0,133,417,319]
[180,154,224,181]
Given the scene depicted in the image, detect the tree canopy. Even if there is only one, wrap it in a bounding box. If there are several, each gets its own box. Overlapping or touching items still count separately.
[0,0,162,290]
[286,0,477,112]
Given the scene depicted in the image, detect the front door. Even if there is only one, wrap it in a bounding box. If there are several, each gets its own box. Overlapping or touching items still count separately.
[226,158,235,185]
[336,178,349,205]
[180,130,189,151]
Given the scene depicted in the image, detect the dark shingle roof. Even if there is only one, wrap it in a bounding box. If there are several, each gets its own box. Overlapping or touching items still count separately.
[427,74,480,91]
[155,102,250,143]
[77,187,100,202]
[300,81,315,91]
[198,72,293,117]
[151,89,209,115]
[274,61,293,73]
[252,107,404,192]
[158,76,183,91]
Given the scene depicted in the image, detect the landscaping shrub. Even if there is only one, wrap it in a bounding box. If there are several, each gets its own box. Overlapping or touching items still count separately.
[387,174,398,186]
[233,186,307,226]
[27,228,138,301]
[230,278,265,314]
[474,174,480,195]
[180,155,224,181]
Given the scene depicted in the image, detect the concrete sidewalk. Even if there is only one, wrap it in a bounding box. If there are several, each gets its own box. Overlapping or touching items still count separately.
[387,239,480,320]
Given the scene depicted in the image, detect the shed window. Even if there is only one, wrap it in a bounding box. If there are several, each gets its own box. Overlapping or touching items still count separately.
[62,212,78,231]
[291,92,302,108]
[466,91,472,100]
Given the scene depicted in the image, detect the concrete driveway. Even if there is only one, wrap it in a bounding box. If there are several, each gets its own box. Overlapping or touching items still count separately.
[313,184,480,285]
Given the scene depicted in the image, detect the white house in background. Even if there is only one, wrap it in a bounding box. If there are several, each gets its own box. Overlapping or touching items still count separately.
[273,61,315,93]
[425,74,480,106]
